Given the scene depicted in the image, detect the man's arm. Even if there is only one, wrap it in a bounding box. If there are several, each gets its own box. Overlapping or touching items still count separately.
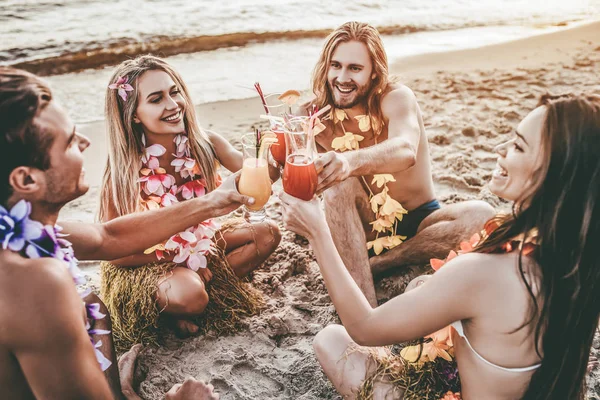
[316,86,421,192]
[344,85,420,176]
[62,172,252,261]
[13,259,113,399]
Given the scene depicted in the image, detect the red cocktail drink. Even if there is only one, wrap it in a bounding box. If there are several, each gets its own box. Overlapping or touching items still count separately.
[270,129,286,165]
[283,154,317,201]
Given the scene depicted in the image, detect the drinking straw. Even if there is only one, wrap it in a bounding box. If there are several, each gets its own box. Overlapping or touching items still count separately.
[307,104,331,137]
[254,82,270,115]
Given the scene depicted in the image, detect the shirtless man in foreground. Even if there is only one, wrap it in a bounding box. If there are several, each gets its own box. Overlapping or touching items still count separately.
[0,68,241,398]
[306,22,494,305]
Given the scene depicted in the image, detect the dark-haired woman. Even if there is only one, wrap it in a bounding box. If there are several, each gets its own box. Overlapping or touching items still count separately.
[280,94,600,399]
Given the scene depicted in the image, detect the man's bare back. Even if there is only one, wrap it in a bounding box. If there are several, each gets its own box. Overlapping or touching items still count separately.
[0,250,112,399]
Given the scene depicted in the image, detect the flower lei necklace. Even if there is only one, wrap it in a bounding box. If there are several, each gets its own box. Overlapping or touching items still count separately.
[0,200,111,371]
[324,108,409,255]
[138,132,219,271]
[108,75,218,270]
[395,223,538,400]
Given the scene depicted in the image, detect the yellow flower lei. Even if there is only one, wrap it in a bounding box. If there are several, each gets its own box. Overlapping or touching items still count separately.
[327,109,408,255]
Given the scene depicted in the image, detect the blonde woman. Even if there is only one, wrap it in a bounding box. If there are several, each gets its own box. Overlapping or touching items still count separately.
[99,55,281,346]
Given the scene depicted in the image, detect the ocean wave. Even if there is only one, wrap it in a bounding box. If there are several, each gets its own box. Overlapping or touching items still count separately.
[0,22,520,75]
[3,15,591,77]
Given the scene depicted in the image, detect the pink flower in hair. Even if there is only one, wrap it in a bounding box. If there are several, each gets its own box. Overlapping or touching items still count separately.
[108,76,134,102]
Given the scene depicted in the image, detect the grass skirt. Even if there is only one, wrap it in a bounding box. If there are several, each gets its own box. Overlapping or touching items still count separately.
[358,341,461,400]
[100,222,264,352]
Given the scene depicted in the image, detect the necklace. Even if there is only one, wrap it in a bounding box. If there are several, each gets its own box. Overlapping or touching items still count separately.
[138,133,219,271]
[327,108,408,255]
[430,221,539,270]
[0,200,111,371]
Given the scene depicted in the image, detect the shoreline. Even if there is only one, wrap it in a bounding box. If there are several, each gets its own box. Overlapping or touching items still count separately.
[391,19,600,75]
[42,19,598,125]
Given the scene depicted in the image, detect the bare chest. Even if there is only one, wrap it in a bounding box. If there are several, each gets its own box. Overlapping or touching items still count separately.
[315,120,392,195]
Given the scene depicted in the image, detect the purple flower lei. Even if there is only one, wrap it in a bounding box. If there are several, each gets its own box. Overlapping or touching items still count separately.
[0,200,111,371]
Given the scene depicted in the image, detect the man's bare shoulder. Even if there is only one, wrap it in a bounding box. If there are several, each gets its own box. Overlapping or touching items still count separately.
[0,250,75,287]
[380,84,418,117]
[0,251,81,344]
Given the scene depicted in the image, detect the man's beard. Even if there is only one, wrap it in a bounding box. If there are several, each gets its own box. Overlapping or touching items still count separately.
[44,168,87,207]
[329,80,371,109]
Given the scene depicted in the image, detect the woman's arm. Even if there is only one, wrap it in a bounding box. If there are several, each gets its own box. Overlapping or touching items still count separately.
[208,130,243,172]
[311,228,485,345]
[280,193,486,346]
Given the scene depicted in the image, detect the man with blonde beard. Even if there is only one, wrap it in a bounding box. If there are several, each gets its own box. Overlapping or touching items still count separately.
[305,22,494,306]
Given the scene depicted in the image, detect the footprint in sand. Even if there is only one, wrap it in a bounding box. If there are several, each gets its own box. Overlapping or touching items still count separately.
[229,362,285,398]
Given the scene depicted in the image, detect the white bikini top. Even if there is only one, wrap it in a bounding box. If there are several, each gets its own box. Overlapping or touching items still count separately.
[451,320,542,373]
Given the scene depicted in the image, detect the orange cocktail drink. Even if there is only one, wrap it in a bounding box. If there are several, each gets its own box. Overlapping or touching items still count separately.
[238,132,275,221]
[239,157,271,211]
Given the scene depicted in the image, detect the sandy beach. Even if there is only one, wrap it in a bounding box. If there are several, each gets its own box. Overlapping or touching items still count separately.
[61,21,600,399]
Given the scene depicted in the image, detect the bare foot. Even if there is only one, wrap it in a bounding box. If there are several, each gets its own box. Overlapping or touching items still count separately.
[119,344,143,400]
[166,377,220,400]
[174,319,200,338]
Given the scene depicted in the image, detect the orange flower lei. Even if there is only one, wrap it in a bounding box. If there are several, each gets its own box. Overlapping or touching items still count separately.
[410,222,538,399]
[324,108,408,255]
[430,221,538,270]
[139,133,220,271]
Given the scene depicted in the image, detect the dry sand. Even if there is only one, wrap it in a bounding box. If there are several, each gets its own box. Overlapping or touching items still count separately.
[61,21,600,399]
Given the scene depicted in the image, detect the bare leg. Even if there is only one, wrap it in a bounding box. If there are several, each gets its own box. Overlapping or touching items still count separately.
[84,292,124,399]
[324,178,378,306]
[370,200,495,275]
[313,324,403,399]
[216,220,281,277]
[157,267,210,337]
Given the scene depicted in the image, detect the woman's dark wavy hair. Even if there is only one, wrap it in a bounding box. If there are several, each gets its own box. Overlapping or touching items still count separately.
[476,94,600,399]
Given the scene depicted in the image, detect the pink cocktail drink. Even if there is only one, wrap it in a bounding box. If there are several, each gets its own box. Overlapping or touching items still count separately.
[270,129,287,165]
[283,154,317,201]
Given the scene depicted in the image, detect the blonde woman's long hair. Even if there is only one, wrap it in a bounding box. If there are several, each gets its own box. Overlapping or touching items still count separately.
[311,21,390,135]
[99,55,218,221]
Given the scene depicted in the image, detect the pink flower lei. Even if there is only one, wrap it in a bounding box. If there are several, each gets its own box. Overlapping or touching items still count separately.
[139,133,220,271]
